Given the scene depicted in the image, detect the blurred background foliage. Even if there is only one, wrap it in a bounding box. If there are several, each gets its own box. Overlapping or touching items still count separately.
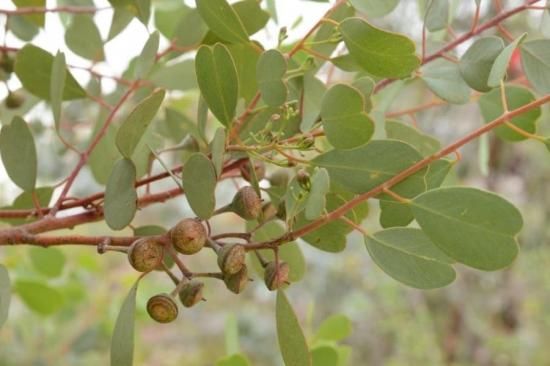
[1,0,550,365]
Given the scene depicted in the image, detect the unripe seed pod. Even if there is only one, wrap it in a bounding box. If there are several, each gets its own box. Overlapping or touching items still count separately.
[269,169,290,187]
[217,243,246,275]
[147,294,178,323]
[230,186,262,220]
[5,92,24,109]
[224,265,249,294]
[239,160,266,182]
[170,218,207,255]
[178,280,204,308]
[127,238,164,272]
[264,261,290,291]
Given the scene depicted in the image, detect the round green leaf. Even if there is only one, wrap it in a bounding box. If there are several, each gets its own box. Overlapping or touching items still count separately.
[257,49,288,107]
[478,86,540,142]
[340,18,420,78]
[216,354,250,366]
[181,153,217,219]
[365,228,456,289]
[348,0,399,18]
[0,264,10,328]
[0,116,37,192]
[111,279,140,366]
[385,119,441,157]
[195,44,239,126]
[320,84,374,149]
[104,158,138,230]
[520,39,550,94]
[305,168,330,220]
[424,0,449,32]
[116,89,165,158]
[196,0,249,44]
[487,33,526,88]
[314,314,352,342]
[29,247,66,278]
[421,59,471,104]
[312,140,427,196]
[14,280,63,315]
[411,187,522,271]
[14,44,86,100]
[65,15,105,61]
[311,345,339,366]
[459,36,504,92]
[276,290,311,366]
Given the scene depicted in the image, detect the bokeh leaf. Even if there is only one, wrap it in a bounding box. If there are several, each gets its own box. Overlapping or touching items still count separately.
[50,51,66,130]
[135,31,159,79]
[520,39,550,93]
[0,264,10,328]
[0,116,37,192]
[14,280,63,315]
[14,44,86,100]
[488,33,526,88]
[29,247,66,278]
[348,0,399,18]
[65,15,105,61]
[314,314,352,342]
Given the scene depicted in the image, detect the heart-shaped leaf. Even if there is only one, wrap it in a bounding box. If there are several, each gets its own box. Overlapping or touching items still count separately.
[29,247,66,278]
[320,84,374,149]
[421,59,471,104]
[340,18,420,78]
[459,36,504,92]
[14,280,63,315]
[411,187,522,271]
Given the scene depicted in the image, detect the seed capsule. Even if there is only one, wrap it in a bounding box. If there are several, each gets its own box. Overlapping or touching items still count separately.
[170,218,207,255]
[217,243,246,275]
[127,238,164,272]
[147,294,178,323]
[224,266,249,294]
[230,186,262,220]
[239,160,266,182]
[264,261,290,291]
[178,280,204,308]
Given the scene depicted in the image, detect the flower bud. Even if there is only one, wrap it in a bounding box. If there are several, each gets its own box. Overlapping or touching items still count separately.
[217,243,246,275]
[5,92,24,109]
[170,218,207,255]
[147,294,178,323]
[178,280,204,308]
[223,266,249,294]
[296,169,311,191]
[269,170,290,188]
[127,238,164,272]
[264,261,290,291]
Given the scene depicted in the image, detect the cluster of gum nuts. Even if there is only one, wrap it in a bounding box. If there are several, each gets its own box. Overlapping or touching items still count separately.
[125,179,291,324]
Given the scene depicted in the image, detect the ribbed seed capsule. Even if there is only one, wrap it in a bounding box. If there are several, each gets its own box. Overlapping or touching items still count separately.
[127,238,164,272]
[230,186,262,220]
[264,261,290,291]
[146,294,178,323]
[170,218,207,254]
[178,280,204,308]
[217,243,246,275]
[224,266,249,294]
